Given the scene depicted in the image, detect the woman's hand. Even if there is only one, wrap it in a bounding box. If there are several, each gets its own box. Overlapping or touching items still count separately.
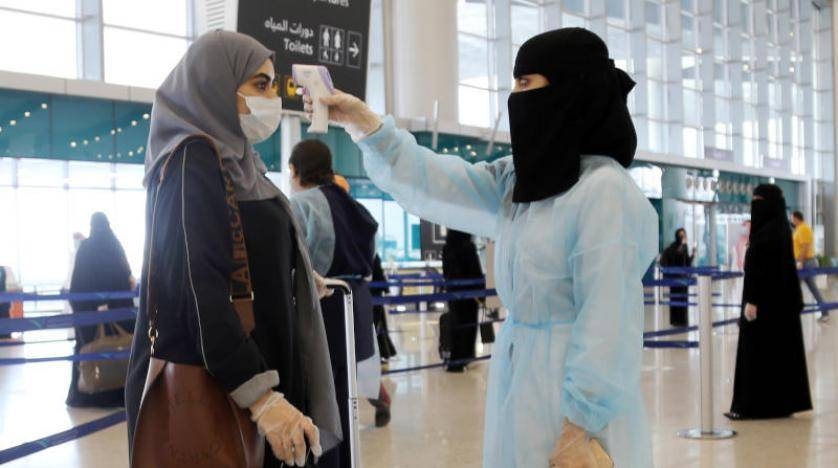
[303,90,382,139]
[744,303,758,322]
[250,391,322,466]
[549,420,613,468]
[314,273,333,299]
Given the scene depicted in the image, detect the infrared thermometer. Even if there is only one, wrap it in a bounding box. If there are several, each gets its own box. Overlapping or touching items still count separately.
[292,64,335,134]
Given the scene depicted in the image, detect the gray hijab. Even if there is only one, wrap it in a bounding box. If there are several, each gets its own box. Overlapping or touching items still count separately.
[143,30,343,449]
[144,29,280,201]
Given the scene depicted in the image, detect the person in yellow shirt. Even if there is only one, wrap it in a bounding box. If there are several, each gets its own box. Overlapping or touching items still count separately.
[792,211,829,322]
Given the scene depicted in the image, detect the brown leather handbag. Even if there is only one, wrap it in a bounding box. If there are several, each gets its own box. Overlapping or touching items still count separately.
[131,140,264,468]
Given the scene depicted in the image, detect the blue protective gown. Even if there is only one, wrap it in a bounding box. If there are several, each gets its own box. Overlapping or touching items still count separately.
[357,117,659,467]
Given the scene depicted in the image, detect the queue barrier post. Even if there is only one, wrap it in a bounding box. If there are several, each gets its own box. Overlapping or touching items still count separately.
[677,274,736,440]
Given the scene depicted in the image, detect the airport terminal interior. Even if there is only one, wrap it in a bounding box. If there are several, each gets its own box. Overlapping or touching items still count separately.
[2,0,838,467]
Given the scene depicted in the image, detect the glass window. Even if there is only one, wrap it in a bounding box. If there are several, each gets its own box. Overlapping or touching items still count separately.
[0,0,74,16]
[458,34,490,88]
[382,200,407,262]
[714,25,725,57]
[114,163,145,190]
[683,127,702,158]
[16,187,68,287]
[458,86,491,128]
[645,1,662,37]
[607,26,631,71]
[458,0,488,37]
[606,0,626,24]
[68,161,113,189]
[647,39,664,80]
[103,28,188,88]
[740,1,751,33]
[511,4,539,45]
[0,10,77,79]
[714,0,726,24]
[648,120,665,153]
[682,13,695,49]
[682,0,694,13]
[561,13,586,28]
[683,88,701,126]
[17,159,64,188]
[103,0,188,36]
[647,80,664,120]
[564,0,585,15]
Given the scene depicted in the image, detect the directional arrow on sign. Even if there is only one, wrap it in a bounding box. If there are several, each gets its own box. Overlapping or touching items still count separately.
[349,42,360,58]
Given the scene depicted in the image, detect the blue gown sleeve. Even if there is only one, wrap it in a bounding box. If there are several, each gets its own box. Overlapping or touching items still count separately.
[357,116,514,238]
[290,188,335,276]
[561,168,658,433]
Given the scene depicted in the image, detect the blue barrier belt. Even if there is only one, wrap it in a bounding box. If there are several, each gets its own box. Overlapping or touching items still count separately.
[372,289,496,306]
[0,290,139,304]
[0,411,126,464]
[0,350,131,366]
[0,308,137,334]
[643,340,698,349]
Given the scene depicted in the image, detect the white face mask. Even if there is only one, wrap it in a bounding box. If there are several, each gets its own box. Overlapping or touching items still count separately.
[238,93,283,143]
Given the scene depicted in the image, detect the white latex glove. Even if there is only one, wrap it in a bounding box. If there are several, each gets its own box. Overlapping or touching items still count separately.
[744,303,758,322]
[250,391,322,466]
[549,420,614,468]
[314,273,333,299]
[303,90,382,141]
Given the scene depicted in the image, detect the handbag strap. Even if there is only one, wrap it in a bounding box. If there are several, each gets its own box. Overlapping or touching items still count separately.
[145,136,255,355]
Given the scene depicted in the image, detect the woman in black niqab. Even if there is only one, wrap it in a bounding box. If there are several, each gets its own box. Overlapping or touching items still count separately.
[726,184,812,419]
[441,229,485,373]
[66,212,135,407]
[660,228,693,326]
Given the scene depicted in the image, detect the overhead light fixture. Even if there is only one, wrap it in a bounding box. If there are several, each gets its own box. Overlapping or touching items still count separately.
[40,103,48,109]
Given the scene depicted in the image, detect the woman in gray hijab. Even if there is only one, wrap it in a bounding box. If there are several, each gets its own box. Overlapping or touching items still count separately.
[125,30,341,468]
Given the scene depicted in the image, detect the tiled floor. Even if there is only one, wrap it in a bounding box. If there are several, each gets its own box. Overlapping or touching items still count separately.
[2,279,837,467]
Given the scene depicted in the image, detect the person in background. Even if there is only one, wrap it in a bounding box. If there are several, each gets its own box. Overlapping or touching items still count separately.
[726,184,812,420]
[441,229,485,372]
[660,228,694,327]
[66,213,135,407]
[311,27,658,467]
[289,139,390,462]
[125,31,339,467]
[0,265,21,340]
[791,211,829,323]
[371,253,398,362]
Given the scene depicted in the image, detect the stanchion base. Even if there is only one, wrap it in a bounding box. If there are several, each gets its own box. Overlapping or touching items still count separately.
[677,428,737,440]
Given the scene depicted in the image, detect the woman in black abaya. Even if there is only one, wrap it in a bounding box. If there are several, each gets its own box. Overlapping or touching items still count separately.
[441,229,484,373]
[660,228,694,326]
[726,184,812,420]
[66,212,135,407]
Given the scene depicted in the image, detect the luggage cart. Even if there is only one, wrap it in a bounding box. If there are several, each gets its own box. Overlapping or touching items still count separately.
[323,278,361,468]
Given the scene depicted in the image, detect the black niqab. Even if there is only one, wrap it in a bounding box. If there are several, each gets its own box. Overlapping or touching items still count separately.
[750,184,792,243]
[509,28,637,203]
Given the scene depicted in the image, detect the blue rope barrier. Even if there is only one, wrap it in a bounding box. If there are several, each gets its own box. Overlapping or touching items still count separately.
[644,340,698,349]
[372,289,497,306]
[0,350,130,366]
[0,308,136,334]
[0,290,139,304]
[0,411,126,464]
[369,278,486,289]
